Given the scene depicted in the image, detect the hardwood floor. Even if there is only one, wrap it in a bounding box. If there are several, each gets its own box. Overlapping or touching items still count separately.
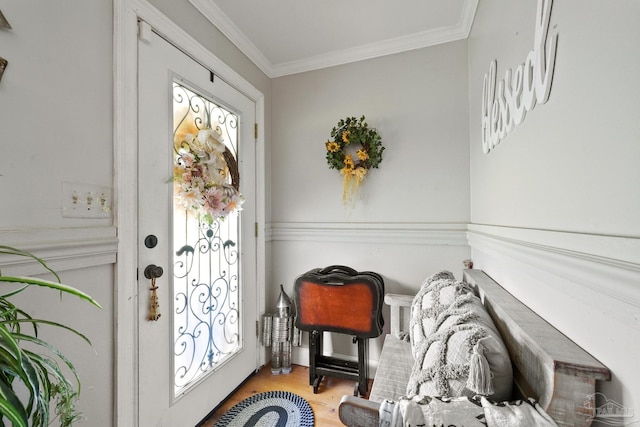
[197,364,371,426]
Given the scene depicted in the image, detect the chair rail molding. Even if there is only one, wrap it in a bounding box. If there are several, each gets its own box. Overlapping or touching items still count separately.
[467,224,640,326]
[268,222,469,246]
[0,226,117,276]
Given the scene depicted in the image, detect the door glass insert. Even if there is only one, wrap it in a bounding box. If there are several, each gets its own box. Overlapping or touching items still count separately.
[171,81,241,397]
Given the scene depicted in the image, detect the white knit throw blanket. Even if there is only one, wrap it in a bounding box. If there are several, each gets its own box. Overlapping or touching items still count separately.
[384,396,558,427]
[480,396,558,426]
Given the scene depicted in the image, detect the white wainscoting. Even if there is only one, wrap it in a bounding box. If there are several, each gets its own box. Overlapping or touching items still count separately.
[0,226,118,276]
[268,221,471,375]
[467,224,640,416]
[270,222,640,382]
[467,224,640,318]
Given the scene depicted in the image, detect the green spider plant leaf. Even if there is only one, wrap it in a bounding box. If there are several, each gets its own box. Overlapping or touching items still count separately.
[8,319,92,347]
[0,284,30,300]
[18,335,82,387]
[0,246,98,426]
[0,246,61,283]
[0,276,101,309]
[0,330,42,423]
[0,379,28,427]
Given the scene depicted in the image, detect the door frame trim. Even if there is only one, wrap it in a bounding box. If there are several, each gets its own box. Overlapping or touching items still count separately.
[114,1,266,425]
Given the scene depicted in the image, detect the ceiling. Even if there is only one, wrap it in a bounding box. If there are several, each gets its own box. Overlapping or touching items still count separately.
[188,0,478,78]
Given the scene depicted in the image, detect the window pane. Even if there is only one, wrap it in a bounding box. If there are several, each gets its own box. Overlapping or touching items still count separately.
[171,81,241,396]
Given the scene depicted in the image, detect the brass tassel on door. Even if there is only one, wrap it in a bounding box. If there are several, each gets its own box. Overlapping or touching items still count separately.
[148,277,161,321]
[144,264,164,321]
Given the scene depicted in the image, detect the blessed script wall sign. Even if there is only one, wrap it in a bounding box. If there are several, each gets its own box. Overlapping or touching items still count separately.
[481,0,558,153]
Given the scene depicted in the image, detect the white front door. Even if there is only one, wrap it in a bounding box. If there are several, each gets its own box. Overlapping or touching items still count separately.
[137,27,258,427]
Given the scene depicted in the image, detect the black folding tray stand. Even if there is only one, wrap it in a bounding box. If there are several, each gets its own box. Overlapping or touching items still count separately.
[294,265,384,396]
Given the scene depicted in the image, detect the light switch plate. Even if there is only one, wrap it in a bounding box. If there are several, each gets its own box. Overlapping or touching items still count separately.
[62,182,112,219]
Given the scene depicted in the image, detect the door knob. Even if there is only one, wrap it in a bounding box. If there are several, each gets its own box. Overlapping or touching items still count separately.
[144,264,164,280]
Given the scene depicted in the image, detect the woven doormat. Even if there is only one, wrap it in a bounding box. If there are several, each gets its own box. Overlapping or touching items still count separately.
[214,390,314,427]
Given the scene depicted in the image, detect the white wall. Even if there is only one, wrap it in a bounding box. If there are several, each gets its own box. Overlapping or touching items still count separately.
[469,0,640,235]
[272,41,470,224]
[270,42,472,363]
[271,237,470,364]
[0,1,115,425]
[467,0,640,423]
[0,0,113,229]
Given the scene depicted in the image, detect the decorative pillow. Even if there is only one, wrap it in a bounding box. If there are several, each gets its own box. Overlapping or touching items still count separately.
[391,395,486,427]
[407,292,513,401]
[409,271,473,349]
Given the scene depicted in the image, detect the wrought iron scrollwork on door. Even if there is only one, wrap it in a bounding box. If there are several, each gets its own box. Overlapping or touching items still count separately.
[173,219,240,390]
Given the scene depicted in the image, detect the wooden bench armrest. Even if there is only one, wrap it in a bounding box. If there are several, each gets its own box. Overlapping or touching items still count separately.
[338,395,380,427]
[463,269,611,427]
[384,293,413,337]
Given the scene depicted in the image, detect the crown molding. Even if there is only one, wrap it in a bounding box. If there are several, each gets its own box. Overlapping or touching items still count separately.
[270,20,472,77]
[188,0,273,75]
[189,0,478,78]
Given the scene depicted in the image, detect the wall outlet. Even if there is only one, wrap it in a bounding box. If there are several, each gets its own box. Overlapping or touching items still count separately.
[62,182,112,219]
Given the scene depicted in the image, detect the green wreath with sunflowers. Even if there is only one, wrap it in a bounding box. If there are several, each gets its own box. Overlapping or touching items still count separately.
[325,116,384,204]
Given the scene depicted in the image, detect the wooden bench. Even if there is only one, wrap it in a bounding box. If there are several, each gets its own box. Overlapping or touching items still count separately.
[338,269,611,427]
